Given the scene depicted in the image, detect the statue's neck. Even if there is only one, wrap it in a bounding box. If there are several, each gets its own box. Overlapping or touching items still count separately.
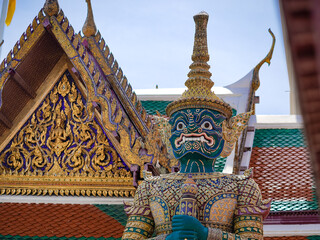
[179,156,216,173]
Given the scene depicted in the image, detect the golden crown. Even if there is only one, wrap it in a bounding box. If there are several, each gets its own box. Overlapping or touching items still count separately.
[166,12,233,118]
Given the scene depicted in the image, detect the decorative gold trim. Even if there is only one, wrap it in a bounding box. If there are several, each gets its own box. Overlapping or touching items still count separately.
[221,111,252,158]
[84,37,151,137]
[166,98,233,119]
[0,171,135,197]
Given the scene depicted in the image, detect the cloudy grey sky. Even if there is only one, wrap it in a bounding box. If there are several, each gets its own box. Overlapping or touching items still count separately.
[0,0,289,115]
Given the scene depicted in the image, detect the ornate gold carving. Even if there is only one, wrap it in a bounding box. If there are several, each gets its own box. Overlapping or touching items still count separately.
[0,6,168,186]
[0,172,135,197]
[221,111,252,158]
[2,73,130,175]
[0,72,135,197]
[84,34,152,138]
[150,115,178,169]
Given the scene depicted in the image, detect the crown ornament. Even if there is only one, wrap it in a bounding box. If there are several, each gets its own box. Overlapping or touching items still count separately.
[166,11,233,118]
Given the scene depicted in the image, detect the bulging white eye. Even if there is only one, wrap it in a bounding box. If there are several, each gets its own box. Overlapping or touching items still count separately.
[201,121,213,130]
[176,122,186,130]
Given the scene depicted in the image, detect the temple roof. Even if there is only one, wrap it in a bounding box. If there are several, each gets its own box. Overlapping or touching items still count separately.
[0,1,169,198]
[250,128,318,212]
[0,0,319,239]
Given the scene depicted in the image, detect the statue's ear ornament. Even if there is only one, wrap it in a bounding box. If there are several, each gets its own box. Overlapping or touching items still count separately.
[220,111,252,157]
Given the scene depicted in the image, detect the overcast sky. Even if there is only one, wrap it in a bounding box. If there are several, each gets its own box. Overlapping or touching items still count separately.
[0,0,289,115]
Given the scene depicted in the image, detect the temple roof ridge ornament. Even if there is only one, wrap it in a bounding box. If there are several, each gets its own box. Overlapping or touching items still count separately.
[43,0,60,17]
[82,0,97,37]
[166,12,233,118]
[252,28,276,91]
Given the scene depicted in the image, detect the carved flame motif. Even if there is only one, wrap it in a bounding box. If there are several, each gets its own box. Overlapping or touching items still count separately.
[0,72,130,176]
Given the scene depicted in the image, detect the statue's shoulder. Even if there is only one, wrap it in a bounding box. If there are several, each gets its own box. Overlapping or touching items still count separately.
[233,168,272,219]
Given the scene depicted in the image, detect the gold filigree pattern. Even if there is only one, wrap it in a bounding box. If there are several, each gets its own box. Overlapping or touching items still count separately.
[220,111,252,158]
[0,4,169,200]
[48,12,168,172]
[0,72,136,197]
[1,72,129,175]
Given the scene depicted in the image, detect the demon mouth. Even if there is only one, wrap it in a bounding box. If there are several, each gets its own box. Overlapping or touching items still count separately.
[175,133,214,147]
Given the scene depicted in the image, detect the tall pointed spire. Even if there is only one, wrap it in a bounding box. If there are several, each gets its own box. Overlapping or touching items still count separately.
[187,11,211,86]
[43,0,60,17]
[82,0,97,37]
[166,12,232,118]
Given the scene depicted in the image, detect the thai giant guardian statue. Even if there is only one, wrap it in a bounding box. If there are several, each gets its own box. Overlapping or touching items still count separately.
[122,11,271,240]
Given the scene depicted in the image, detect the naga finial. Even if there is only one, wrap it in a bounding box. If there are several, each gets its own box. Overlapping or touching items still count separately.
[82,0,97,37]
[166,11,233,118]
[252,29,276,91]
[43,0,60,17]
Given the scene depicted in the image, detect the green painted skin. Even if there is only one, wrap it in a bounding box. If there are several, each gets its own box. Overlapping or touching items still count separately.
[169,108,226,173]
[167,108,226,240]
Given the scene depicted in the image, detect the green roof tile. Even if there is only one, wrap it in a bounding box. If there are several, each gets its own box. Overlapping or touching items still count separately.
[307,236,320,240]
[141,101,172,115]
[271,200,319,212]
[141,100,238,117]
[253,129,307,148]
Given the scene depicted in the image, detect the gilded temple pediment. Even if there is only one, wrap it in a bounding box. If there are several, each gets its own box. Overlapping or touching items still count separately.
[0,5,169,197]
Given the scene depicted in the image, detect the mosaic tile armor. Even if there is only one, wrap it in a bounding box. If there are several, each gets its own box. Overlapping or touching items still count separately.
[123,171,270,239]
[122,11,271,240]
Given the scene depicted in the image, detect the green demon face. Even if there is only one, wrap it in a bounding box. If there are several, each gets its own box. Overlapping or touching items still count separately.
[169,108,226,160]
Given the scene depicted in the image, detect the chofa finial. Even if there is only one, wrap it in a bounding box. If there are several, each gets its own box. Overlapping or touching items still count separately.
[43,0,60,17]
[252,29,276,91]
[166,11,233,118]
[82,0,97,37]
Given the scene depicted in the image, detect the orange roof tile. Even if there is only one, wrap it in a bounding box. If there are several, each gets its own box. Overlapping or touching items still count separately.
[250,146,313,201]
[0,203,124,238]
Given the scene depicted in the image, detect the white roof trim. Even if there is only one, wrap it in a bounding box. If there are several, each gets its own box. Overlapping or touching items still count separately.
[0,195,133,205]
[135,87,236,101]
[264,224,320,236]
[254,115,304,129]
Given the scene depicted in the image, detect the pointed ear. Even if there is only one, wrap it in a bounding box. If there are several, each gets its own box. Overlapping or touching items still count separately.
[220,111,252,158]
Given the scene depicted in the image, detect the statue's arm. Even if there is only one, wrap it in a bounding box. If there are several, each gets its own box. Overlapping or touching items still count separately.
[184,177,270,240]
[206,214,264,239]
[122,181,155,240]
[206,177,271,240]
